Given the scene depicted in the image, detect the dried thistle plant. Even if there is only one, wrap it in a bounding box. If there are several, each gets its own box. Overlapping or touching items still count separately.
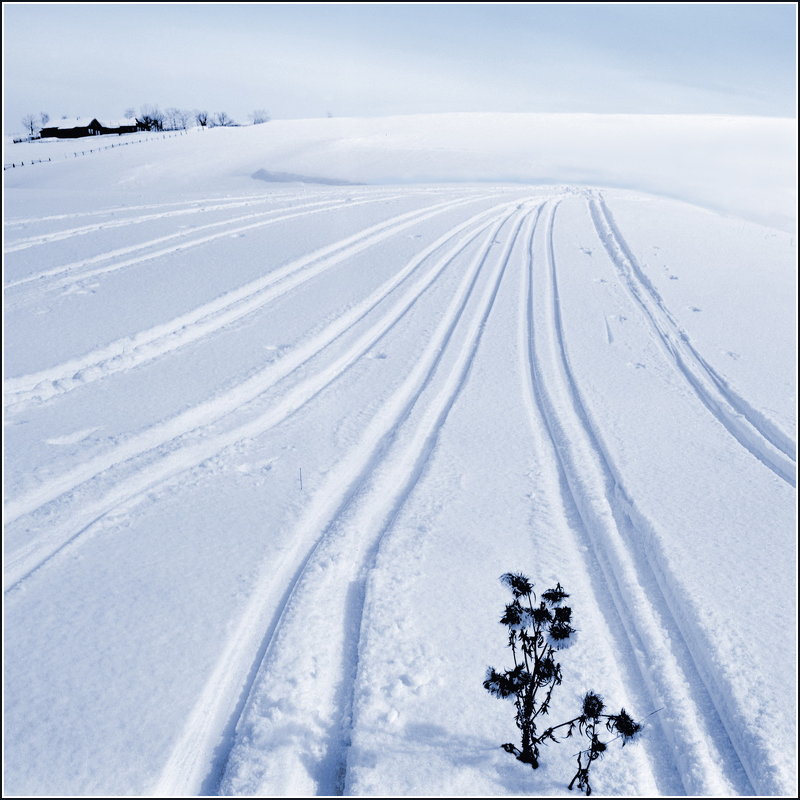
[484,573,643,794]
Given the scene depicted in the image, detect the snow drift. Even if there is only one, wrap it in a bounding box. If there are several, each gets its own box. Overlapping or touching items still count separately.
[6,112,797,230]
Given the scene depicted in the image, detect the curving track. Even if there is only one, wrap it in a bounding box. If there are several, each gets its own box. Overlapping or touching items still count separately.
[3,185,795,796]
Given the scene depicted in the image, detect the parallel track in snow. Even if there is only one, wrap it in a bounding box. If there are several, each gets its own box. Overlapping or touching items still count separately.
[587,193,796,487]
[2,188,460,230]
[4,192,405,291]
[154,203,536,797]
[523,201,755,795]
[3,200,521,593]
[4,193,492,411]
[3,193,295,228]
[3,194,309,253]
[6,185,789,796]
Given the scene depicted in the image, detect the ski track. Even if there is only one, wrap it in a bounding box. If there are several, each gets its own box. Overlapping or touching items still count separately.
[3,194,306,252]
[524,200,755,794]
[3,199,523,592]
[517,210,676,794]
[4,192,405,291]
[5,186,786,796]
[3,193,280,228]
[2,187,445,241]
[4,193,494,411]
[2,187,460,229]
[588,193,796,487]
[153,203,535,797]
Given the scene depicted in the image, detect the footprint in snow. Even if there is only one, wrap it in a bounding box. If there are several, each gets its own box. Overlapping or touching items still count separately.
[669,275,679,280]
[264,344,291,358]
[690,306,702,312]
[235,458,276,476]
[580,247,593,256]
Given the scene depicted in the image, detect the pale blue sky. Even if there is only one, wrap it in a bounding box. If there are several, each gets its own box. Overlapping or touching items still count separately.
[3,3,796,132]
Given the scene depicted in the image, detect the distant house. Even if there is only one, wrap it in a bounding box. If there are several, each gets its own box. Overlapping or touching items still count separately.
[98,117,140,135]
[40,117,103,138]
[39,116,142,138]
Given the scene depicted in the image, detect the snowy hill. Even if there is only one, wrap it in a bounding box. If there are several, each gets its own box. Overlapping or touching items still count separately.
[3,113,796,796]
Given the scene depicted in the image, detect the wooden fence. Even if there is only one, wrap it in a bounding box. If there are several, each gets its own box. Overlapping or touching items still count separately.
[4,130,188,170]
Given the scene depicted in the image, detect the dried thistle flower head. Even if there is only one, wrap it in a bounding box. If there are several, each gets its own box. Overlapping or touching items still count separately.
[500,600,525,629]
[553,606,572,623]
[500,572,534,598]
[547,620,576,649]
[484,665,532,700]
[609,709,642,743]
[582,691,605,719]
[535,656,561,686]
[531,603,553,624]
[542,582,569,605]
[590,736,607,755]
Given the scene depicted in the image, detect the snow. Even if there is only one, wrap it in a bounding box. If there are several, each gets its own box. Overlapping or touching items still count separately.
[3,113,796,797]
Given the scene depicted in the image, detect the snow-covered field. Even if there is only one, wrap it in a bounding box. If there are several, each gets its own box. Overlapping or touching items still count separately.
[3,114,796,796]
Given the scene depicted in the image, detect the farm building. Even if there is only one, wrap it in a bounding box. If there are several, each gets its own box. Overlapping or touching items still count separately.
[40,116,140,138]
[99,117,140,135]
[40,117,103,138]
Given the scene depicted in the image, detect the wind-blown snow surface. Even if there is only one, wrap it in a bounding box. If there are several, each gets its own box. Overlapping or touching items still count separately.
[3,114,797,796]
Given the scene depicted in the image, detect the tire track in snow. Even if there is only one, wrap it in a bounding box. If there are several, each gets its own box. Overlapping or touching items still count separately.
[524,201,754,795]
[588,193,796,487]
[154,204,535,797]
[4,192,402,291]
[4,200,522,592]
[4,193,489,411]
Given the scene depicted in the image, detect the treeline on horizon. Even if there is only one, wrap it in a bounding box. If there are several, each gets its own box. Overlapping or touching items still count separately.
[19,106,272,138]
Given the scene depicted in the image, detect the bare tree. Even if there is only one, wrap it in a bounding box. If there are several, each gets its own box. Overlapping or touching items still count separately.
[124,107,136,119]
[40,112,50,127]
[213,111,235,127]
[21,113,38,137]
[164,107,182,131]
[175,108,192,129]
[249,109,270,125]
[138,105,164,131]
[195,110,209,127]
